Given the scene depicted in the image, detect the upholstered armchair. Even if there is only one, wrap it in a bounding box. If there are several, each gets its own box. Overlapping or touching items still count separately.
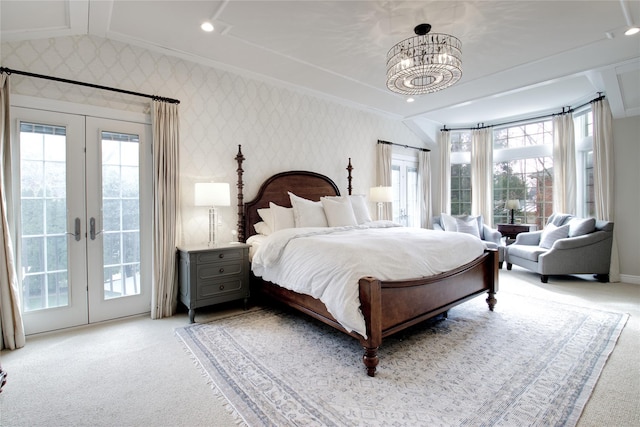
[432,214,505,268]
[505,213,614,283]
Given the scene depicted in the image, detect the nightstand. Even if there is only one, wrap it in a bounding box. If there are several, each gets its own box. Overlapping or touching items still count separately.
[497,223,538,244]
[177,243,250,323]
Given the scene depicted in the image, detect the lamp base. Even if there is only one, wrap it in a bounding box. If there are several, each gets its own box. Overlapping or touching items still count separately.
[509,209,515,224]
[208,207,218,247]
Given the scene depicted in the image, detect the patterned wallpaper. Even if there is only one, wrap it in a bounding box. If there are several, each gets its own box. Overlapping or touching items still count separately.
[1,35,426,246]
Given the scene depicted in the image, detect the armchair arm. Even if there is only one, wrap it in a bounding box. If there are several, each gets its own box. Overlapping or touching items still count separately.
[551,231,611,250]
[513,230,543,246]
[482,225,502,245]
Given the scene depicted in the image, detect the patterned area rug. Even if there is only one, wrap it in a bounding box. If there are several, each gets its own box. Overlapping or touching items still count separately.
[175,292,627,427]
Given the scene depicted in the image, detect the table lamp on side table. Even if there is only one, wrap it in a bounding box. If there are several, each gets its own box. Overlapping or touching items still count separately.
[195,182,231,246]
[370,186,393,221]
[505,199,521,224]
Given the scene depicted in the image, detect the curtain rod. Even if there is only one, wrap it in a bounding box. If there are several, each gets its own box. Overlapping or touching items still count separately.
[440,93,605,132]
[377,139,430,152]
[0,66,180,104]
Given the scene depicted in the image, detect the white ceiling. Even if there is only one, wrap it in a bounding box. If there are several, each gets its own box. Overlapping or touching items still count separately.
[2,0,639,137]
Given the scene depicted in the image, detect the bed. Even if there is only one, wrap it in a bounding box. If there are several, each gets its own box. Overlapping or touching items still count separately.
[235,146,499,376]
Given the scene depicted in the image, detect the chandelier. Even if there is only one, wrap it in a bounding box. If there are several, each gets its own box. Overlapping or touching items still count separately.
[386,23,462,95]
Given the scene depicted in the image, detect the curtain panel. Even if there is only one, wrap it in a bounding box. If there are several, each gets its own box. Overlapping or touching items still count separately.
[0,74,25,350]
[438,131,451,215]
[151,101,181,319]
[471,128,493,224]
[592,99,620,282]
[375,142,392,220]
[552,113,576,214]
[418,150,431,228]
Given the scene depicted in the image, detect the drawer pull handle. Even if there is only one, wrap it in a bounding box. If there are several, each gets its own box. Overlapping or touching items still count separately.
[219,268,225,273]
[219,284,225,291]
[219,253,224,259]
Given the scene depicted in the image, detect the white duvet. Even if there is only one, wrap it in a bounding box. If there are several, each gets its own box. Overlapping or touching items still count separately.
[251,221,486,338]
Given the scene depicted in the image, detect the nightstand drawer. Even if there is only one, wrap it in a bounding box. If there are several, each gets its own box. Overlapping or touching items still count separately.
[198,277,245,299]
[196,248,243,264]
[197,260,243,280]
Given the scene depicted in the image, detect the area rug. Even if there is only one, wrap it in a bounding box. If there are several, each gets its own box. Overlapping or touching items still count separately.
[175,292,627,427]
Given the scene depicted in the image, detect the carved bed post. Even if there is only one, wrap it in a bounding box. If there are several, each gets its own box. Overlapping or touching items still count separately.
[235,145,245,242]
[346,157,353,195]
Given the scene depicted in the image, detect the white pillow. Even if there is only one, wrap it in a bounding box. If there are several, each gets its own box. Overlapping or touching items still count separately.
[288,192,328,227]
[253,221,272,236]
[440,213,481,239]
[456,217,481,239]
[348,194,372,224]
[440,213,458,232]
[321,196,357,227]
[269,202,295,231]
[539,223,570,249]
[257,208,273,231]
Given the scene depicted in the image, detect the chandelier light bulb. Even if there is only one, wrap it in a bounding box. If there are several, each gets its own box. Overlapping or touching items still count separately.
[386,23,462,95]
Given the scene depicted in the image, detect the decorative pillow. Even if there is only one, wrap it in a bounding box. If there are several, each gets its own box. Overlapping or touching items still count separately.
[441,213,482,239]
[539,223,570,249]
[288,192,328,227]
[321,196,358,227]
[269,202,295,231]
[253,221,272,236]
[568,217,596,237]
[440,213,458,232]
[257,208,273,231]
[455,217,481,239]
[348,194,372,224]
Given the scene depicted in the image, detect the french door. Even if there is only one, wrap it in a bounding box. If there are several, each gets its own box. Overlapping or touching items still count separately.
[14,107,151,335]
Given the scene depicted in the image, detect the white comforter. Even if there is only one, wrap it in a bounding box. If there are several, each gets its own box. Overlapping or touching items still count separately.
[251,222,486,337]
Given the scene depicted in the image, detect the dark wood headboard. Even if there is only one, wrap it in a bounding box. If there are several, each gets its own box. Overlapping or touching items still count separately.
[235,145,351,242]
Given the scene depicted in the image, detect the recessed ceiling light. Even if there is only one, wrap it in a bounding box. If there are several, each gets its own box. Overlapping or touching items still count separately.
[201,21,214,32]
[407,97,415,103]
[625,26,640,36]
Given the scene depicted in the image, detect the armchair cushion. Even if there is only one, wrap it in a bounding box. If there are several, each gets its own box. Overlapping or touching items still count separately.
[539,223,570,249]
[568,217,596,237]
[440,213,482,239]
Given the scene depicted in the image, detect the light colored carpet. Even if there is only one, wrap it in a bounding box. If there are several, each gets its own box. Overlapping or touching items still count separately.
[0,268,638,427]
[175,291,627,427]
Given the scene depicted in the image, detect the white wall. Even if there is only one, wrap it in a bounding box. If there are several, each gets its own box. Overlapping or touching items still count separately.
[613,115,640,280]
[1,35,424,246]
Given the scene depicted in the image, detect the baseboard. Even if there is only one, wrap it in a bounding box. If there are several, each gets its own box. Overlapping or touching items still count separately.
[619,274,640,285]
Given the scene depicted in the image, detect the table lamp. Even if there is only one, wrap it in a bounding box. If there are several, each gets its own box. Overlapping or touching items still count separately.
[369,186,393,220]
[195,182,231,246]
[505,199,521,224]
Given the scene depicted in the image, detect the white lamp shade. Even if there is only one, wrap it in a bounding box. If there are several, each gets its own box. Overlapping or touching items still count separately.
[194,182,231,207]
[505,199,521,210]
[369,186,393,203]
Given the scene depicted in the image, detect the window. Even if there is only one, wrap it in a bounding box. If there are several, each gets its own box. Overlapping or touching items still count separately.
[492,121,553,228]
[450,132,471,215]
[574,110,594,217]
[391,154,419,227]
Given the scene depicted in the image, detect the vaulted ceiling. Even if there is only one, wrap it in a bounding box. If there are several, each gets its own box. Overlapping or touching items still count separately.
[2,0,639,137]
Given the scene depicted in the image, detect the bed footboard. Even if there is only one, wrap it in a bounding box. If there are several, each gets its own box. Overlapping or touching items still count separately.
[358,248,498,376]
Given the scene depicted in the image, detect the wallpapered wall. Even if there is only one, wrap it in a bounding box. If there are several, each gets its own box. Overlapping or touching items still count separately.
[1,35,425,246]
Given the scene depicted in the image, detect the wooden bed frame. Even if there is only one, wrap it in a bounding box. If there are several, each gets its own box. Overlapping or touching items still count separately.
[235,146,499,376]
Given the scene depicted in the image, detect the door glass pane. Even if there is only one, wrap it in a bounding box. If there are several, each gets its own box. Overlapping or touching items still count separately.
[19,122,69,311]
[101,131,141,299]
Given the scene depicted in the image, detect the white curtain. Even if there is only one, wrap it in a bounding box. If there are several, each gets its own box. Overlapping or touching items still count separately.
[592,98,620,282]
[418,150,431,228]
[552,113,576,214]
[0,74,25,350]
[438,131,451,215]
[376,142,392,220]
[471,128,493,224]
[151,101,181,319]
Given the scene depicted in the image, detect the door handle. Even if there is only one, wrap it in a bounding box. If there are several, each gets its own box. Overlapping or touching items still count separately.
[89,217,103,240]
[66,217,81,241]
